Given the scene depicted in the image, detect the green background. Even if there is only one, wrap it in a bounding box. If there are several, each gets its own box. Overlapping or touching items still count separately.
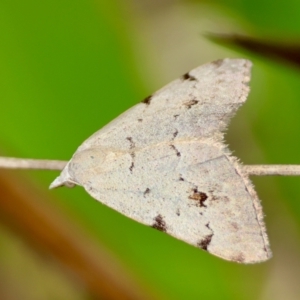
[1,0,300,299]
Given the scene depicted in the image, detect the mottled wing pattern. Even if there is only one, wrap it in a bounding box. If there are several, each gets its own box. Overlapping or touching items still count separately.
[76,59,251,152]
[50,59,271,263]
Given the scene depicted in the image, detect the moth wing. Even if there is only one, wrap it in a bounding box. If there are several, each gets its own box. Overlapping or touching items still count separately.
[181,155,271,263]
[53,142,271,263]
[74,58,251,152]
[49,58,271,263]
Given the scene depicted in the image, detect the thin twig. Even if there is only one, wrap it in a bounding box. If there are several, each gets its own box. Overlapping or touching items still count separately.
[0,157,67,170]
[243,165,300,176]
[0,157,300,176]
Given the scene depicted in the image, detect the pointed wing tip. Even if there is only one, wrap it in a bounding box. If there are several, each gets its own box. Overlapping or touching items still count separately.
[221,57,252,67]
[212,58,252,78]
[245,247,272,264]
[246,253,273,264]
[221,58,252,104]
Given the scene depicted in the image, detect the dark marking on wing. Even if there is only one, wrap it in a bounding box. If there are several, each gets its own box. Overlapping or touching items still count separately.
[138,119,143,122]
[197,234,213,251]
[174,114,179,119]
[90,156,94,159]
[126,137,136,173]
[170,144,181,157]
[183,99,198,109]
[126,137,135,149]
[151,214,167,232]
[211,59,223,67]
[189,189,208,207]
[129,161,134,173]
[143,188,150,197]
[142,95,152,105]
[176,209,180,216]
[173,129,178,139]
[182,72,197,81]
[179,176,184,181]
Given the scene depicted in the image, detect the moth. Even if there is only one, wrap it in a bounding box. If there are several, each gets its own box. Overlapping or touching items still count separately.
[50,59,271,263]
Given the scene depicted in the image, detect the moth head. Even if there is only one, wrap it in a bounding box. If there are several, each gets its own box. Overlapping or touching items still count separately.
[50,147,108,189]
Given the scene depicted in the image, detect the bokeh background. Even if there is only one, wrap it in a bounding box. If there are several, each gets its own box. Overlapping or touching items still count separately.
[1,0,300,299]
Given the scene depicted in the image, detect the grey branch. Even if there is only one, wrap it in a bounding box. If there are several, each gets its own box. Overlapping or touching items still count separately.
[243,165,300,176]
[0,157,67,170]
[0,157,300,176]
